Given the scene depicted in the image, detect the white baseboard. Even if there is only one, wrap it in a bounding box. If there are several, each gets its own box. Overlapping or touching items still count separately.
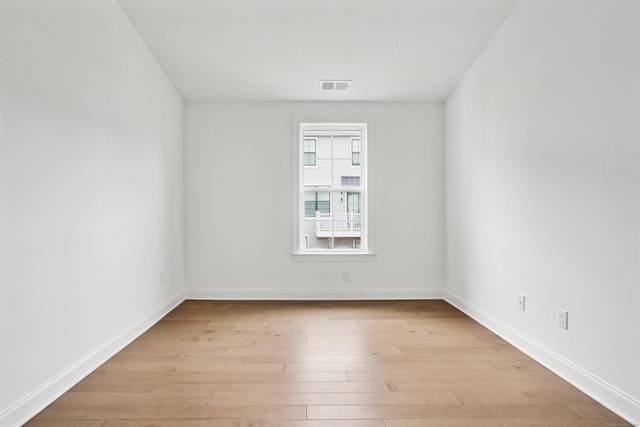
[185,287,444,300]
[0,291,185,427]
[443,289,640,427]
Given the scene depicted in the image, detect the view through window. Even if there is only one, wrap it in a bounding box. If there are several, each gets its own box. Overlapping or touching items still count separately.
[299,123,367,253]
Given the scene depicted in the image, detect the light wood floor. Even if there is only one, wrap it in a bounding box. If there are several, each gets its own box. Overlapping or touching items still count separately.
[27,300,630,427]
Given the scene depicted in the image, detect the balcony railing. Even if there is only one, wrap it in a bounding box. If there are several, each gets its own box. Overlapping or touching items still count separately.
[314,212,361,238]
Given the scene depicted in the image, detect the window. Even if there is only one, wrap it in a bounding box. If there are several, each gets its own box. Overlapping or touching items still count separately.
[341,176,360,186]
[304,191,330,217]
[296,123,369,254]
[303,138,316,166]
[351,138,361,166]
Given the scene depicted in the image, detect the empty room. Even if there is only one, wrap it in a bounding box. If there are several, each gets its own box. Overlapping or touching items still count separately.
[1,0,638,426]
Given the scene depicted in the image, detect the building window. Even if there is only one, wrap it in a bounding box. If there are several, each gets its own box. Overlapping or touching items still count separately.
[351,138,361,166]
[303,138,316,166]
[304,191,330,217]
[341,176,360,186]
[297,123,368,253]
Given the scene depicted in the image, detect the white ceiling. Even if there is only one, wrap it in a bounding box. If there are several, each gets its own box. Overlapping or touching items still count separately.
[117,0,518,101]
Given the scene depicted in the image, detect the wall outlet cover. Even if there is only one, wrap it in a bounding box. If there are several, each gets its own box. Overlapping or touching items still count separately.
[558,308,568,329]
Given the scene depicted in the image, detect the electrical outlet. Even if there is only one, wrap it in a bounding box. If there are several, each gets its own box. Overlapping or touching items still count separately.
[342,272,350,282]
[558,308,568,329]
[517,294,526,311]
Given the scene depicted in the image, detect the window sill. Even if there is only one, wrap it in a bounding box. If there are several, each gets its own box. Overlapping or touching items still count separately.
[291,252,376,262]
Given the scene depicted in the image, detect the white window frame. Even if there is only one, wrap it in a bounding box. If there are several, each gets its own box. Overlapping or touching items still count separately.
[292,119,375,261]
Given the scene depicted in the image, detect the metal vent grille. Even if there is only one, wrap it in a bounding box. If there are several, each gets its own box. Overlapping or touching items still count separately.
[320,80,351,91]
[321,81,335,90]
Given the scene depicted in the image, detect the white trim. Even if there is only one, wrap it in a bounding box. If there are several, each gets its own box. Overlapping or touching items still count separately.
[186,287,443,301]
[443,289,640,427]
[0,291,185,427]
[292,252,375,261]
[304,183,332,187]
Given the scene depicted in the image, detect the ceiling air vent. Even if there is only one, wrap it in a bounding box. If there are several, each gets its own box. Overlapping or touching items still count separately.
[320,80,351,91]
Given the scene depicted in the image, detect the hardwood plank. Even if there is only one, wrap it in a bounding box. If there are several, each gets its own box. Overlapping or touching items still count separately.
[33,403,305,421]
[383,420,504,427]
[155,370,348,384]
[347,366,557,382]
[210,346,403,357]
[285,360,492,373]
[152,381,389,394]
[201,390,460,405]
[102,420,385,427]
[452,389,533,405]
[306,404,581,420]
[244,352,441,364]
[565,402,632,422]
[430,346,532,362]
[385,420,624,427]
[174,359,285,373]
[526,390,598,404]
[25,421,105,427]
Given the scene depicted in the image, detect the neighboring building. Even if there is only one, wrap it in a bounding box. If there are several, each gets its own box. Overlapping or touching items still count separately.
[303,132,362,250]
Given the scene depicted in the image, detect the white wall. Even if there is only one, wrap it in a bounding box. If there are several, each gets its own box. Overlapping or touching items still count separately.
[185,102,443,299]
[445,0,640,423]
[0,1,184,424]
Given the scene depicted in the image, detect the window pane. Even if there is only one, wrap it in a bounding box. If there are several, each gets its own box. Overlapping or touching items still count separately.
[304,139,316,166]
[304,139,315,152]
[305,201,315,217]
[342,176,360,186]
[352,152,360,166]
[347,192,360,213]
[304,152,316,166]
[352,139,361,152]
[317,200,330,213]
[317,191,330,201]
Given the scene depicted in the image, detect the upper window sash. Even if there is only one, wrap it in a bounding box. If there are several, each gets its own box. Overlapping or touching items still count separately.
[303,138,317,166]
